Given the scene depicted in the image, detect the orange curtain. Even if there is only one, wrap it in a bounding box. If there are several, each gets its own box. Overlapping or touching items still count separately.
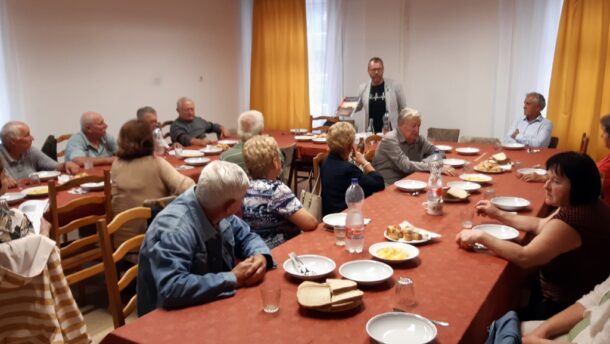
[250,0,310,130]
[547,0,610,160]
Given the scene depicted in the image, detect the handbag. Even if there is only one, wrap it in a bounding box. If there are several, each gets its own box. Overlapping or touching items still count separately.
[299,172,322,222]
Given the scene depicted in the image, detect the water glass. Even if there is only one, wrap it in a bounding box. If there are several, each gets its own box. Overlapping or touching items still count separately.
[395,277,416,309]
[260,284,281,314]
[174,146,183,158]
[83,161,94,170]
[334,226,346,246]
[483,188,496,201]
[460,208,474,229]
[29,174,41,186]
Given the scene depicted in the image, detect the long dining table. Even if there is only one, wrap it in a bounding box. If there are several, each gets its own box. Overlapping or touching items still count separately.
[101,143,558,344]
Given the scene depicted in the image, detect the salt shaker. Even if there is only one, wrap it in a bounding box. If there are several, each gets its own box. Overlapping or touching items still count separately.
[395,277,416,309]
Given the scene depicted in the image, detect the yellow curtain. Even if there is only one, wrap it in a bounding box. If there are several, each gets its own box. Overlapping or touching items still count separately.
[250,0,310,130]
[547,0,610,161]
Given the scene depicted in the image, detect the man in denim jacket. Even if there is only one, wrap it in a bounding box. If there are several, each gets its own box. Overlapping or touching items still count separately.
[137,161,273,316]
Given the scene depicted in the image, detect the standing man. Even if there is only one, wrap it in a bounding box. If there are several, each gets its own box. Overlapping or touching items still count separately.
[170,97,230,146]
[504,92,553,148]
[355,57,407,132]
[65,112,117,166]
[0,121,80,187]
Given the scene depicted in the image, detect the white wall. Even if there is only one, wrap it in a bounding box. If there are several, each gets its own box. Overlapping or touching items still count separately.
[2,0,244,147]
[342,0,560,138]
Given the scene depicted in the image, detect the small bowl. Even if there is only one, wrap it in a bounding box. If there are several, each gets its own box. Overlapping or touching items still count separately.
[282,255,336,281]
[491,196,530,211]
[456,147,480,155]
[394,180,427,192]
[339,260,393,286]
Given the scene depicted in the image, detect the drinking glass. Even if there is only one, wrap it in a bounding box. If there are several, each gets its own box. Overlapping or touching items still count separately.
[334,226,346,246]
[460,208,474,229]
[174,146,183,158]
[84,161,94,170]
[483,188,496,201]
[395,277,416,309]
[260,284,281,314]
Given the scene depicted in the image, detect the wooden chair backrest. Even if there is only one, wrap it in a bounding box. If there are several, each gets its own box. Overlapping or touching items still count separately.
[160,120,173,139]
[549,136,559,148]
[56,133,72,158]
[47,170,112,285]
[427,127,460,142]
[97,207,151,329]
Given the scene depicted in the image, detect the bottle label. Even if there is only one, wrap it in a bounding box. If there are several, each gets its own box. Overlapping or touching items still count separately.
[426,200,443,216]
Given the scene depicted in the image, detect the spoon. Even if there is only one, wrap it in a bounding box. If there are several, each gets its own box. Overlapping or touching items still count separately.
[393,308,449,327]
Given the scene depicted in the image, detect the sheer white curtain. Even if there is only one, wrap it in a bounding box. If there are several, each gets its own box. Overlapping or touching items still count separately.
[0,0,12,125]
[491,0,563,139]
[306,0,344,119]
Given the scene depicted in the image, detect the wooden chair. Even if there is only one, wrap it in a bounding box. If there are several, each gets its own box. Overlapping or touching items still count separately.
[312,152,328,182]
[97,207,151,329]
[459,136,501,145]
[311,115,339,132]
[427,128,460,142]
[364,134,383,161]
[280,143,296,185]
[580,133,589,154]
[41,133,72,161]
[549,136,559,148]
[47,170,112,285]
[160,120,173,139]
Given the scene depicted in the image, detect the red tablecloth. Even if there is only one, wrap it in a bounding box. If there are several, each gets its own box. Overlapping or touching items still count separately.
[102,144,559,344]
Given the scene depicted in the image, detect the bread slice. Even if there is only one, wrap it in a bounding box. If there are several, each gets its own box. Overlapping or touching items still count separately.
[492,152,509,164]
[297,283,332,308]
[326,278,357,295]
[330,289,364,305]
[446,187,468,200]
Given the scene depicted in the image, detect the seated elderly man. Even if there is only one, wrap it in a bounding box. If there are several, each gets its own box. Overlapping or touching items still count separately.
[65,112,117,166]
[372,108,455,184]
[0,121,79,187]
[220,110,264,173]
[136,106,179,151]
[137,161,273,316]
[170,97,230,146]
[504,92,553,148]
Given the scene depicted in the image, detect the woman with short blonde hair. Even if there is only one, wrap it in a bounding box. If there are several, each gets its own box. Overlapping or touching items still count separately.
[321,122,385,215]
[242,135,318,248]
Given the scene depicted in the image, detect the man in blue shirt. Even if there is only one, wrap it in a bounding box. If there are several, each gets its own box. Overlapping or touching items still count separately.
[65,112,117,166]
[504,92,553,148]
[137,161,273,316]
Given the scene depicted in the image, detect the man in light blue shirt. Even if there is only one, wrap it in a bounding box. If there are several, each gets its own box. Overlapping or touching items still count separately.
[504,92,553,148]
[65,112,117,166]
[137,161,273,316]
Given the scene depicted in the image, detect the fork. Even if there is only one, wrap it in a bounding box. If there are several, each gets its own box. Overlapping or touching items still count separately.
[288,252,314,276]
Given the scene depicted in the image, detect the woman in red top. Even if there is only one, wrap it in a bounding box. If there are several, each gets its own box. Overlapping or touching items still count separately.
[598,114,610,204]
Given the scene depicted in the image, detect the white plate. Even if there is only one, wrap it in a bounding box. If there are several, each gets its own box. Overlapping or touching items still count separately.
[435,145,452,152]
[367,312,437,344]
[294,135,312,141]
[322,213,371,227]
[30,171,61,180]
[456,147,480,155]
[502,142,525,150]
[459,173,492,183]
[491,196,530,211]
[290,128,308,134]
[282,254,336,281]
[517,168,547,176]
[383,228,433,245]
[394,180,427,192]
[442,158,466,167]
[184,157,211,166]
[22,186,49,198]
[218,139,238,146]
[473,224,519,240]
[447,181,482,192]
[200,146,223,155]
[81,182,104,191]
[339,260,393,286]
[312,137,327,143]
[0,192,26,204]
[169,149,204,158]
[369,242,419,264]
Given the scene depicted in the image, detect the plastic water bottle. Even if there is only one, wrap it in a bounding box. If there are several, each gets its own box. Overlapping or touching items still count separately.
[426,150,443,215]
[345,178,365,253]
[153,127,166,156]
[367,118,375,136]
[382,112,391,134]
